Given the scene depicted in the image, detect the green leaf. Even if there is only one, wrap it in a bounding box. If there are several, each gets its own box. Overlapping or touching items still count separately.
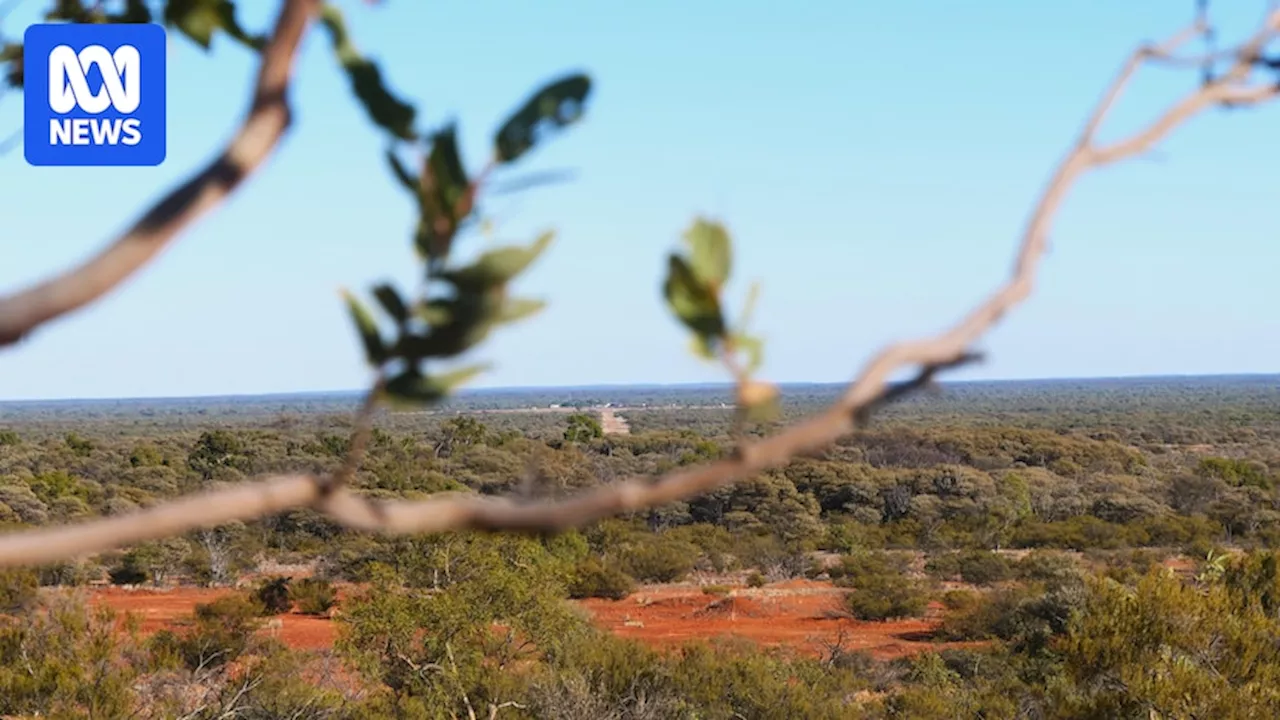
[663,255,725,341]
[683,219,732,289]
[414,125,473,264]
[444,231,555,289]
[689,334,716,360]
[399,289,502,359]
[494,73,592,164]
[385,364,490,405]
[342,291,388,366]
[496,297,547,324]
[426,125,470,212]
[164,0,264,51]
[372,284,408,324]
[386,149,418,193]
[416,299,453,327]
[320,3,417,140]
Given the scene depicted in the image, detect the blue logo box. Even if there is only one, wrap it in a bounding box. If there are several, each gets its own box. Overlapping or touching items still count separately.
[23,23,167,167]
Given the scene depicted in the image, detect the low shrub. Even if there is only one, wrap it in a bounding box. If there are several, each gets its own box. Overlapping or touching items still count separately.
[568,557,635,600]
[957,551,1013,586]
[292,578,338,615]
[846,573,929,621]
[255,576,292,615]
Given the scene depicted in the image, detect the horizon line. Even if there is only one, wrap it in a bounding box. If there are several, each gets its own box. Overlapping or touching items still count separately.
[1,371,1276,405]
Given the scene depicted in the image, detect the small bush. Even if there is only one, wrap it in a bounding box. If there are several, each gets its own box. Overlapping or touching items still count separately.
[941,589,979,612]
[1016,550,1080,584]
[107,557,147,586]
[618,537,697,583]
[924,553,962,580]
[173,592,263,671]
[746,571,767,588]
[846,573,929,621]
[292,577,338,615]
[701,584,731,597]
[568,557,636,600]
[957,551,1013,586]
[255,576,292,615]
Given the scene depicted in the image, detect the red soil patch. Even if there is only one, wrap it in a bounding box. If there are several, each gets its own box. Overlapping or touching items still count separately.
[87,581,978,661]
[580,583,977,661]
[88,587,337,650]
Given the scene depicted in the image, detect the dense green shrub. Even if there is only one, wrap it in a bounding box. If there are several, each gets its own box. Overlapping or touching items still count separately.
[255,576,292,615]
[170,593,264,671]
[567,557,635,600]
[107,555,147,585]
[957,551,1014,585]
[845,572,929,621]
[292,578,338,615]
[617,536,698,583]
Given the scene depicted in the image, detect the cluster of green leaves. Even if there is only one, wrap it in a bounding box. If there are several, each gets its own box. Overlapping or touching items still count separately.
[322,7,593,405]
[663,219,777,416]
[344,69,591,404]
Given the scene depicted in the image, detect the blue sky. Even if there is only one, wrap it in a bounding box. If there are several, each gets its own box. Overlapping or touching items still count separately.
[1,1,1276,400]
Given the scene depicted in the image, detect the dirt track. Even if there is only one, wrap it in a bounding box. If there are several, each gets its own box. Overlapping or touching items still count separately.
[600,407,630,435]
[86,579,974,660]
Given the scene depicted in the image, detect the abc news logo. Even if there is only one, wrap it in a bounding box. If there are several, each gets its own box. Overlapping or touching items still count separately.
[24,23,166,167]
[48,44,144,147]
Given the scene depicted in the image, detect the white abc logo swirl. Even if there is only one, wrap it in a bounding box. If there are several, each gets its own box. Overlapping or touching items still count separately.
[47,44,141,115]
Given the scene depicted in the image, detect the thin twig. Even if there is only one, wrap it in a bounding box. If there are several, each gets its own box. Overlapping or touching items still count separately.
[0,7,1276,568]
[0,0,321,347]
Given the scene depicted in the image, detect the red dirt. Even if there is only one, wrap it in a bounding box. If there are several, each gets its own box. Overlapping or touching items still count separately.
[85,581,978,661]
[87,587,337,650]
[580,583,972,660]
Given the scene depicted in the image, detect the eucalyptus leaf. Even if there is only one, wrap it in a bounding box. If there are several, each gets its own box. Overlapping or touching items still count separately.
[496,297,547,324]
[320,3,417,140]
[372,284,408,324]
[164,0,264,51]
[444,232,554,289]
[385,364,490,405]
[684,219,732,289]
[689,334,717,360]
[386,149,419,193]
[663,255,725,341]
[494,73,592,164]
[342,291,387,366]
[426,125,470,213]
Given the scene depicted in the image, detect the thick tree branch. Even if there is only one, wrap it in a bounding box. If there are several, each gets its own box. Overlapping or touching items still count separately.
[0,0,321,347]
[0,8,1276,567]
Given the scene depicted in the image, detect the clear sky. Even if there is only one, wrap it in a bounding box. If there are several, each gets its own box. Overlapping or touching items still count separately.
[1,1,1276,400]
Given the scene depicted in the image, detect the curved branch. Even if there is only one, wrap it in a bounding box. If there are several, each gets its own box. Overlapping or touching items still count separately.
[0,7,1276,568]
[0,0,321,347]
